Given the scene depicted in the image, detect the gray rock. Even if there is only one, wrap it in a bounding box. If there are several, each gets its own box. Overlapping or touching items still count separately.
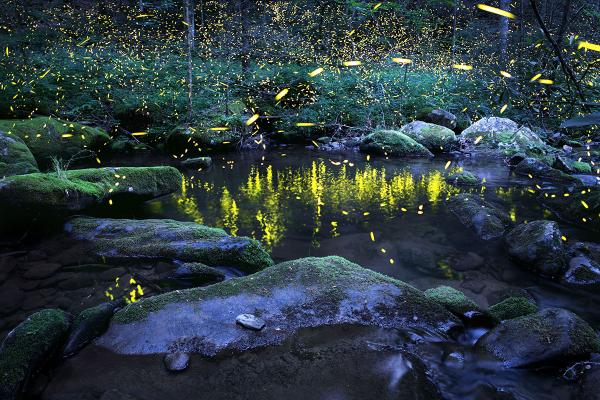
[180,156,212,169]
[447,193,510,240]
[513,158,582,186]
[359,130,434,157]
[505,220,566,277]
[476,308,600,368]
[163,352,189,372]
[63,301,122,357]
[563,256,600,288]
[22,262,62,280]
[236,313,266,331]
[399,121,457,153]
[424,109,457,130]
[94,257,461,356]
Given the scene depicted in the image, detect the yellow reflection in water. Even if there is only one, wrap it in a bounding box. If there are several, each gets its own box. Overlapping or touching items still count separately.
[176,160,464,250]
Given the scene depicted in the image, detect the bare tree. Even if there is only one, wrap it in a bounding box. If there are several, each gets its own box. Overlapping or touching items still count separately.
[499,0,510,68]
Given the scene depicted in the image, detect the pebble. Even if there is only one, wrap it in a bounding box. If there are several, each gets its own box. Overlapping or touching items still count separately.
[236,313,266,331]
[163,352,189,372]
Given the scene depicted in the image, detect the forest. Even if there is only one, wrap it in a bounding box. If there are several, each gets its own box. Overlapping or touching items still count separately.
[0,0,599,399]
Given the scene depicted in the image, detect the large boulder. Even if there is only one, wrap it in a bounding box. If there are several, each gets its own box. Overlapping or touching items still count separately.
[476,308,600,368]
[0,131,39,177]
[399,121,457,153]
[504,220,566,277]
[0,166,181,215]
[460,118,551,157]
[419,109,457,130]
[360,130,434,157]
[0,117,110,167]
[95,256,461,355]
[513,157,582,186]
[0,309,71,400]
[447,193,510,240]
[64,217,274,273]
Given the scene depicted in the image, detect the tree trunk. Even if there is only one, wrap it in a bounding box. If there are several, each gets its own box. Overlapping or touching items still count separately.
[499,0,510,69]
[238,0,250,73]
[184,0,194,127]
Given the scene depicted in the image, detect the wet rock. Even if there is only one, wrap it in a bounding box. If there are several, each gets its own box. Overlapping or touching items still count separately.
[21,262,62,280]
[0,286,25,316]
[399,121,457,153]
[447,193,510,240]
[170,262,225,285]
[0,166,182,216]
[0,130,39,177]
[359,129,434,157]
[505,220,566,277]
[95,256,461,356]
[63,301,122,357]
[424,286,488,323]
[552,155,591,174]
[513,157,582,186]
[163,352,189,372]
[100,389,140,400]
[421,109,457,130]
[0,309,71,399]
[236,313,266,331]
[0,117,110,167]
[180,156,212,169]
[108,138,152,155]
[476,308,600,368]
[487,297,537,321]
[445,170,480,186]
[541,188,600,232]
[581,364,600,400]
[562,256,600,288]
[167,126,240,153]
[65,217,273,273]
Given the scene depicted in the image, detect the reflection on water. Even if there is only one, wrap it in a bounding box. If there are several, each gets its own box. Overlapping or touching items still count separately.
[173,159,471,250]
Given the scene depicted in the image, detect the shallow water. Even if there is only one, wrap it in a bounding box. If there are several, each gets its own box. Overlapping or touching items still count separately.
[1,148,599,399]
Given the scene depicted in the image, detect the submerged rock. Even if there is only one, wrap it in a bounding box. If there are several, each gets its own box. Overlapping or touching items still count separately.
[359,130,434,157]
[513,157,582,186]
[0,131,39,177]
[447,193,510,240]
[504,220,566,277]
[180,156,212,169]
[476,308,600,368]
[95,256,460,356]
[0,309,71,400]
[236,313,266,331]
[163,352,189,372]
[445,170,480,186]
[63,301,123,357]
[0,117,110,166]
[65,217,273,273]
[399,121,457,153]
[0,166,181,215]
[487,297,538,321]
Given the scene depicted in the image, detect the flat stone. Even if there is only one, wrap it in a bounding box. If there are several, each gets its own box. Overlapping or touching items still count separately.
[163,352,189,372]
[236,314,266,331]
[22,262,62,280]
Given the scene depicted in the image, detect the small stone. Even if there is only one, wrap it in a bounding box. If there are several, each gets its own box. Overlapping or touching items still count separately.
[163,352,189,372]
[236,313,266,331]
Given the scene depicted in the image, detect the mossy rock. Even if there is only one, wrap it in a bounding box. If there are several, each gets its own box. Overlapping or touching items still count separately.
[108,137,153,155]
[0,117,110,167]
[447,193,510,240]
[180,157,212,169]
[424,286,484,320]
[65,217,274,273]
[505,220,566,277]
[400,121,457,153]
[169,262,226,286]
[488,297,538,321]
[0,166,181,215]
[542,188,600,232]
[166,125,241,155]
[97,256,461,355]
[0,130,39,177]
[445,171,480,186]
[63,301,123,357]
[570,161,592,174]
[0,309,71,399]
[476,308,600,368]
[513,158,582,186]
[359,129,434,157]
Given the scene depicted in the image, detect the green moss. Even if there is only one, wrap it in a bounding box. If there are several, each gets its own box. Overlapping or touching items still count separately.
[113,256,449,324]
[0,117,110,166]
[360,129,434,157]
[0,309,71,398]
[488,297,537,321]
[0,166,181,212]
[570,161,592,174]
[424,286,481,317]
[0,131,39,177]
[446,171,479,186]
